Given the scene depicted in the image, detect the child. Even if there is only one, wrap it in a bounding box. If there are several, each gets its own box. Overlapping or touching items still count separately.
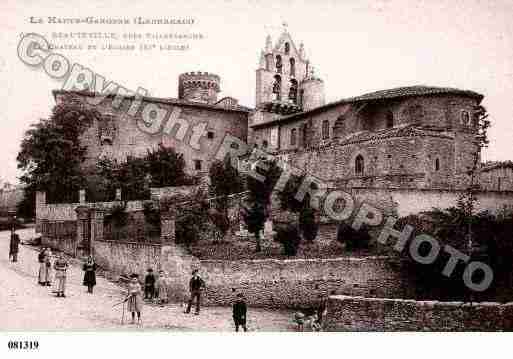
[144,268,156,300]
[155,270,169,304]
[127,274,143,324]
[53,253,68,297]
[232,293,248,332]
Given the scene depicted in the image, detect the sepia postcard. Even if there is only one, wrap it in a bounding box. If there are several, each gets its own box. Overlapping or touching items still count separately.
[1,0,513,357]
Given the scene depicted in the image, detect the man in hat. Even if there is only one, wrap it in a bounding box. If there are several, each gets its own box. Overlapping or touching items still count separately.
[232,293,248,332]
[184,269,205,315]
[54,253,69,297]
[9,230,20,263]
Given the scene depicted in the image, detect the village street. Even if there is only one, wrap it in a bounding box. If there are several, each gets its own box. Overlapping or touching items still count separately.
[0,228,294,331]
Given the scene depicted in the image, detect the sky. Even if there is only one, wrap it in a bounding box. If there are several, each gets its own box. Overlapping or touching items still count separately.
[0,0,512,184]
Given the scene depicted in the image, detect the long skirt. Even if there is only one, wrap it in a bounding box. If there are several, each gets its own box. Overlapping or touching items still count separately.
[55,270,66,293]
[38,263,47,283]
[127,294,143,313]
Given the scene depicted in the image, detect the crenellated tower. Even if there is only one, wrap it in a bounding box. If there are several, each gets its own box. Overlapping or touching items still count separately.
[178,71,221,104]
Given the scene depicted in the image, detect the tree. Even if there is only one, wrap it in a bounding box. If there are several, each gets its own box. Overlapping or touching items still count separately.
[145,144,193,187]
[208,155,244,241]
[458,105,490,257]
[241,201,266,252]
[17,103,98,204]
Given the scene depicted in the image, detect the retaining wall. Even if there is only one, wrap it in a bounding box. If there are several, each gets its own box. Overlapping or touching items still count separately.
[325,295,513,331]
[199,256,412,308]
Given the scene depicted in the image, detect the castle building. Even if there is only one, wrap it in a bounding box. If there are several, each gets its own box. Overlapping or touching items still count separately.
[250,28,484,190]
[53,71,250,174]
[53,26,486,191]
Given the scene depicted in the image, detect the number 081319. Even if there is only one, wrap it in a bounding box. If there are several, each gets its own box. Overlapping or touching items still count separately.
[7,341,39,350]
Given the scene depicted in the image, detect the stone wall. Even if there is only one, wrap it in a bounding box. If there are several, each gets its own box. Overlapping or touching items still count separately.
[325,295,513,331]
[93,240,162,279]
[198,256,411,308]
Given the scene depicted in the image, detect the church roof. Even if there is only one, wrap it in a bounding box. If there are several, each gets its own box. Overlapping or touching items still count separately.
[480,161,513,172]
[252,85,484,128]
[338,125,453,145]
[52,90,252,113]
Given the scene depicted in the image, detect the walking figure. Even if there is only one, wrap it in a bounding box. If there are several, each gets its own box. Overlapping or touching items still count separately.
[184,269,205,315]
[9,231,20,263]
[54,254,68,297]
[82,255,97,294]
[127,274,143,324]
[155,270,169,304]
[233,293,248,332]
[144,268,156,300]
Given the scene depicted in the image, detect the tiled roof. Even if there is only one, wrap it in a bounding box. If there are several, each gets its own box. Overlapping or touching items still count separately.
[252,85,484,128]
[480,161,513,172]
[52,90,252,113]
[338,125,453,145]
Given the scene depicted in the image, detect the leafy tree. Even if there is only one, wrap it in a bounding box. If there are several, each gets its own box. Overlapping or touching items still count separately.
[241,201,266,252]
[17,103,98,204]
[174,189,211,246]
[145,144,193,187]
[208,155,244,240]
[274,223,301,256]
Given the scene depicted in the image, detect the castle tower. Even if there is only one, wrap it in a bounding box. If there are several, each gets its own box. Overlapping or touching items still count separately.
[300,66,325,111]
[178,71,221,104]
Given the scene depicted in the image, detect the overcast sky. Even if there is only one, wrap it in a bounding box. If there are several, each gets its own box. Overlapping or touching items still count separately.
[1,0,512,184]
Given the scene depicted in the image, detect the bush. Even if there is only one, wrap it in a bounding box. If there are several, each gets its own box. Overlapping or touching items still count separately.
[299,207,319,242]
[106,202,128,227]
[274,224,301,256]
[336,222,371,250]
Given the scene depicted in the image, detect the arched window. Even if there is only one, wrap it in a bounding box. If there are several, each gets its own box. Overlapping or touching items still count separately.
[272,75,281,101]
[386,111,394,128]
[435,158,440,171]
[290,128,297,146]
[275,55,282,74]
[284,42,290,54]
[289,79,298,104]
[355,155,364,175]
[461,110,470,126]
[322,120,330,140]
[290,58,295,77]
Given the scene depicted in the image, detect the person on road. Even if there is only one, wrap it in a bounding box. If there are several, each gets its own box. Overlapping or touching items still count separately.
[9,231,20,263]
[233,293,248,332]
[37,248,46,285]
[53,253,68,297]
[82,255,97,294]
[155,270,169,304]
[184,269,205,315]
[144,268,156,300]
[127,274,143,324]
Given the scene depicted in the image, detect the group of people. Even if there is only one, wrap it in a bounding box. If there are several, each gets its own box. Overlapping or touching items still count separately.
[121,268,249,331]
[36,247,97,298]
[143,268,171,304]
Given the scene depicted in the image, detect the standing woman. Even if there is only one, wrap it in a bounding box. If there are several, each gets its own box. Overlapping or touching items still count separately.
[82,256,97,294]
[37,248,47,285]
[44,248,53,287]
[127,274,143,324]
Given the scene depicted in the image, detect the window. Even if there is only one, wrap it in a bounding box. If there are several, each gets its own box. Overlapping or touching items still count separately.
[207,131,215,139]
[290,128,297,146]
[461,110,471,126]
[275,55,282,74]
[272,75,281,101]
[333,115,346,138]
[289,79,298,104]
[322,120,330,140]
[290,58,295,77]
[194,159,202,171]
[435,158,440,171]
[284,42,290,54]
[355,155,364,175]
[386,111,394,128]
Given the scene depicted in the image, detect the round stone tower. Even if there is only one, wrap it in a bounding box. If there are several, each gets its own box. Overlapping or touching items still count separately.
[178,71,221,104]
[301,77,325,111]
